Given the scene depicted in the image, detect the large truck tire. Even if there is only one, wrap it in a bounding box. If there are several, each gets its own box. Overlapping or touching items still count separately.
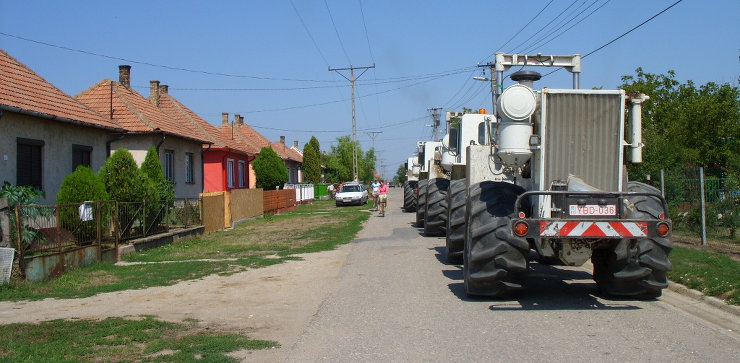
[592,181,672,299]
[403,181,418,212]
[464,181,531,297]
[415,179,428,227]
[424,178,450,236]
[445,178,466,264]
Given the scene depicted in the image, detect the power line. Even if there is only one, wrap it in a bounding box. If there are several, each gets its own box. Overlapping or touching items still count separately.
[541,0,684,79]
[520,0,611,54]
[0,32,341,83]
[235,70,461,114]
[358,0,375,63]
[583,0,682,59]
[479,0,554,63]
[290,0,331,66]
[324,0,352,64]
[1,31,478,88]
[506,0,580,53]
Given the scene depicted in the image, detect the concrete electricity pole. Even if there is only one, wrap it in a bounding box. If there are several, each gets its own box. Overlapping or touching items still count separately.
[365,131,382,150]
[475,62,496,114]
[428,107,442,141]
[330,64,375,181]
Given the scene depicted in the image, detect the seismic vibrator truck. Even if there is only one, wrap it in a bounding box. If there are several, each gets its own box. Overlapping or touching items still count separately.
[460,53,671,299]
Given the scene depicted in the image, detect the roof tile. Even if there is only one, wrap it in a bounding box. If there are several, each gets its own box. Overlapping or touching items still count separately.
[75,76,208,143]
[0,48,121,130]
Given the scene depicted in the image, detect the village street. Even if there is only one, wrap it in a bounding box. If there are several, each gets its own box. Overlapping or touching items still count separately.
[2,188,739,362]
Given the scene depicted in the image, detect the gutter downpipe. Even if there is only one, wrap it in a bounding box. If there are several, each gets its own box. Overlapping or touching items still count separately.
[202,143,212,193]
[106,133,126,157]
[155,131,166,154]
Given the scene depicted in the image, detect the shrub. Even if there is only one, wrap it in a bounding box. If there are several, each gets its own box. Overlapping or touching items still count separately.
[56,166,109,242]
[140,147,175,230]
[141,146,175,204]
[99,149,157,236]
[99,148,156,203]
[253,146,288,190]
[0,182,46,249]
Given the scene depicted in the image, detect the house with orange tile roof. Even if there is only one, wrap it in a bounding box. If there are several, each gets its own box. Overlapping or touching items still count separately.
[220,118,304,185]
[152,81,257,192]
[271,137,304,184]
[0,49,125,204]
[75,65,210,199]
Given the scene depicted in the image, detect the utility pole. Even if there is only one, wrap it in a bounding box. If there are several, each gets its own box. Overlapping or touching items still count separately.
[366,131,382,175]
[329,64,376,181]
[427,107,442,141]
[476,62,496,114]
[365,131,382,150]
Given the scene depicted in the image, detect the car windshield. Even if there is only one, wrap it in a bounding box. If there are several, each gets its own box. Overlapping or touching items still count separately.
[340,185,360,193]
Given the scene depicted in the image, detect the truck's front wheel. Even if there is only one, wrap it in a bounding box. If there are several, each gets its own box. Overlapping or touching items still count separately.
[445,178,466,264]
[464,181,531,297]
[403,180,418,212]
[415,179,428,228]
[424,178,450,236]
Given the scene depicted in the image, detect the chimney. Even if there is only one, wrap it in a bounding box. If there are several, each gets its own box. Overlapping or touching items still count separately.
[222,112,229,126]
[235,114,243,126]
[159,84,168,95]
[149,80,160,106]
[294,140,299,148]
[118,65,131,89]
[280,136,285,144]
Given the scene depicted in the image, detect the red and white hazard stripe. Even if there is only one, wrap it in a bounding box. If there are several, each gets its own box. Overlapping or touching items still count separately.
[539,221,647,237]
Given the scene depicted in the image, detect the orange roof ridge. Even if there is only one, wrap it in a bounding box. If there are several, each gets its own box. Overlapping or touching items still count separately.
[0,49,121,130]
[76,74,208,144]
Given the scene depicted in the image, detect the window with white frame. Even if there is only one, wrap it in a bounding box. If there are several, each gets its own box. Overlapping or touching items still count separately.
[238,160,246,187]
[185,152,194,184]
[226,158,234,188]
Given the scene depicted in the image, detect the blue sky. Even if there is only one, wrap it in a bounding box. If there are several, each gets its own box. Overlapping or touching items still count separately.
[1,0,738,178]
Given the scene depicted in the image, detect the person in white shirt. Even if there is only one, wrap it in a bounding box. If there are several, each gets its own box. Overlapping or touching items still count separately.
[370,180,381,211]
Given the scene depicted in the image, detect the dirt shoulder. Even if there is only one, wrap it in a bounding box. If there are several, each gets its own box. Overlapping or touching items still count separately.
[0,244,353,361]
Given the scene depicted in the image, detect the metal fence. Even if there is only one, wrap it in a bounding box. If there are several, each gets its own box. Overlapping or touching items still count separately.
[14,199,202,253]
[650,168,739,243]
[13,201,118,257]
[117,199,201,241]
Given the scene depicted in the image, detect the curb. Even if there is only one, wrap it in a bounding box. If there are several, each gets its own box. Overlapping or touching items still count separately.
[667,281,740,318]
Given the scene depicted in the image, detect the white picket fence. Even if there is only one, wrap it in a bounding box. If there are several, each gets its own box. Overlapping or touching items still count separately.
[284,184,315,203]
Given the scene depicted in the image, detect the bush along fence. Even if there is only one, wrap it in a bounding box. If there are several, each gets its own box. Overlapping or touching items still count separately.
[5,199,200,282]
[650,167,739,244]
[2,186,310,282]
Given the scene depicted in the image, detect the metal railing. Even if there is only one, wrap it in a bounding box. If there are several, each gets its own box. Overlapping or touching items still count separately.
[14,201,118,257]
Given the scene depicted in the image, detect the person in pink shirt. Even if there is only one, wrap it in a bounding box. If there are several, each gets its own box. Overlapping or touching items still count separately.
[378,180,389,217]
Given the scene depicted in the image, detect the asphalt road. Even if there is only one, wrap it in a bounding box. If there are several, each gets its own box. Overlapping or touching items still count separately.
[280,188,739,362]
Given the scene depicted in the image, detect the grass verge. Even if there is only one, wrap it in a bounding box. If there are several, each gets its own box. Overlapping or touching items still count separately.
[668,246,739,305]
[0,316,277,362]
[0,199,370,301]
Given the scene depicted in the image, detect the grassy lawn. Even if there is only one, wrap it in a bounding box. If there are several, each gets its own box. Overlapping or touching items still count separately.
[0,199,371,302]
[668,246,740,305]
[0,199,370,361]
[0,316,277,362]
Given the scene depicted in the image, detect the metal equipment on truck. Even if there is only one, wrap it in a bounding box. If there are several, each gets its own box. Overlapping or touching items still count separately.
[403,156,421,212]
[462,53,671,299]
[438,110,493,262]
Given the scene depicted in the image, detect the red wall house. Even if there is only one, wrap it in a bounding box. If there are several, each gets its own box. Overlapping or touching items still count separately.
[154,87,257,193]
[203,149,254,192]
